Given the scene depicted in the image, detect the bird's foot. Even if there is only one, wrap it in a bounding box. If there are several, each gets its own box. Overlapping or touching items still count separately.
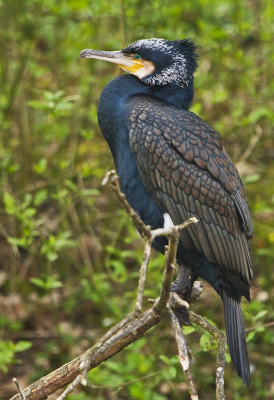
[171,278,189,295]
[169,292,190,326]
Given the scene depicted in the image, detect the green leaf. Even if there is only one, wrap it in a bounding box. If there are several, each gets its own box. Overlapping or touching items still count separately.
[159,355,171,365]
[3,192,17,215]
[0,340,31,372]
[27,100,48,109]
[183,326,196,335]
[7,237,27,249]
[33,158,47,174]
[21,207,36,219]
[246,331,256,342]
[14,341,32,352]
[30,275,63,292]
[46,252,58,262]
[159,355,178,366]
[254,310,268,321]
[55,102,74,111]
[64,180,79,192]
[200,334,211,351]
[0,364,8,373]
[30,277,47,289]
[255,248,273,256]
[34,189,48,206]
[242,174,260,184]
[247,107,273,124]
[82,189,100,196]
[168,365,177,378]
[49,279,63,289]
[109,260,127,282]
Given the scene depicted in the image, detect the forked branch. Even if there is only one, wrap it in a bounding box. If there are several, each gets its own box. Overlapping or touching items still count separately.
[10,171,225,400]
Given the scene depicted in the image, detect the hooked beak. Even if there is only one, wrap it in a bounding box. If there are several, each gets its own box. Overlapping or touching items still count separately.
[79,49,146,75]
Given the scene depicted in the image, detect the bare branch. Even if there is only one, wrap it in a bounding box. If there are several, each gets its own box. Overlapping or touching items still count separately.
[10,307,162,400]
[187,281,205,303]
[13,378,26,400]
[135,242,151,313]
[102,170,152,240]
[167,309,198,400]
[168,292,189,310]
[236,124,262,168]
[10,171,225,400]
[89,368,168,389]
[9,217,197,400]
[56,375,82,400]
[189,311,226,400]
[82,219,198,380]
[245,320,274,332]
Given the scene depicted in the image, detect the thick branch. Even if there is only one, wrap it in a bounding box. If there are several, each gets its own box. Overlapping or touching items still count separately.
[9,279,203,400]
[10,307,162,400]
[9,172,205,400]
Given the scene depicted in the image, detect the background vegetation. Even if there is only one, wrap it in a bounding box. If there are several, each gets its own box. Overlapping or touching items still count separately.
[0,0,273,399]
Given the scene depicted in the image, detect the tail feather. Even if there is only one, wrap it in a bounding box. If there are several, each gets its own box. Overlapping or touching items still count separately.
[223,292,250,386]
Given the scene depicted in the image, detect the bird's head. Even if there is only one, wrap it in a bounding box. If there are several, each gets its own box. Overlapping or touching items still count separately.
[80,38,199,88]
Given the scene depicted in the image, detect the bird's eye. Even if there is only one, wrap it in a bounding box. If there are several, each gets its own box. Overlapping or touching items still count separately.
[134,54,141,60]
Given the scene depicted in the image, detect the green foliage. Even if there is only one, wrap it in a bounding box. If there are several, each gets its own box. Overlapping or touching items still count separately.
[3,192,42,249]
[30,274,63,293]
[183,326,196,335]
[0,340,32,373]
[0,0,273,399]
[40,231,78,262]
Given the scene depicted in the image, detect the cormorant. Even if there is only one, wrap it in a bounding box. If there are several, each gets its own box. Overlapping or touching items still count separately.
[80,38,253,386]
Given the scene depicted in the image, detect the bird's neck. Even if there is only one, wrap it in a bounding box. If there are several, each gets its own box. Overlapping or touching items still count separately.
[97,74,194,157]
[148,78,194,110]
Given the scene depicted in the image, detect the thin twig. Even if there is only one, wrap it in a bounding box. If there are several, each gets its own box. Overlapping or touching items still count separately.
[153,221,198,313]
[135,242,151,313]
[237,125,262,168]
[150,218,198,240]
[13,378,26,400]
[167,309,198,399]
[245,320,274,332]
[189,311,226,400]
[56,375,82,400]
[155,241,178,312]
[89,368,168,389]
[102,170,154,240]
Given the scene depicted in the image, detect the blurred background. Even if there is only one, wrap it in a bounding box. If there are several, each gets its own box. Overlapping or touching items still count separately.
[0,0,273,399]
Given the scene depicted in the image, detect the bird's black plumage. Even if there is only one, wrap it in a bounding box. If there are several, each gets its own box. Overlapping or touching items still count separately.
[80,38,253,386]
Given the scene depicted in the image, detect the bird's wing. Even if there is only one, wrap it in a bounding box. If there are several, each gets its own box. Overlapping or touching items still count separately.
[127,96,253,290]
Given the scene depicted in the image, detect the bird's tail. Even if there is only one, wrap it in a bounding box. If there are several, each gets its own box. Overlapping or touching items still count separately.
[223,291,250,386]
